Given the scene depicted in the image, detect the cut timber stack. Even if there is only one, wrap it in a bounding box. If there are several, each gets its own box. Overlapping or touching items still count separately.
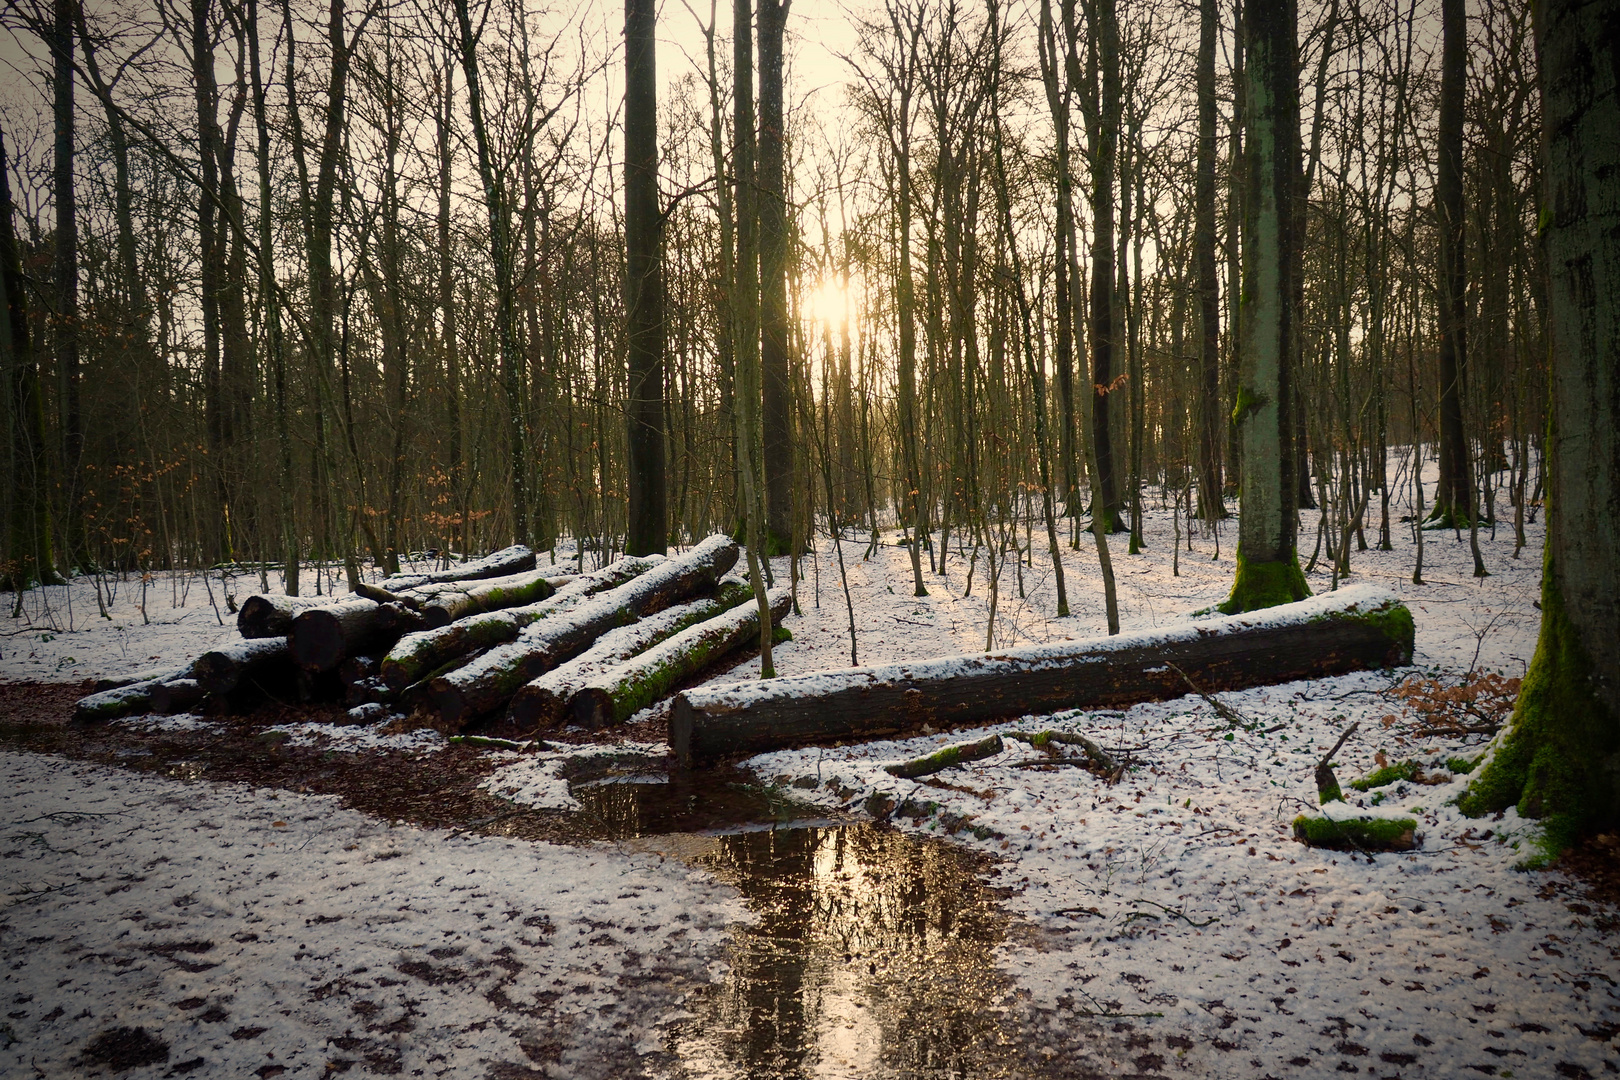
[505,580,753,732]
[425,535,739,727]
[670,585,1414,766]
[379,556,663,692]
[569,586,791,729]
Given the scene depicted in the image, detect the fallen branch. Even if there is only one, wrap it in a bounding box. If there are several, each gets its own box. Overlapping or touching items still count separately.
[1006,729,1117,772]
[1164,660,1251,728]
[884,733,1004,779]
[1314,721,1361,805]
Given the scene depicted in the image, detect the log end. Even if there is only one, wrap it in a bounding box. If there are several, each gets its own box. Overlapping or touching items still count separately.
[568,687,615,730]
[506,685,563,734]
[290,609,345,672]
[151,678,207,715]
[669,694,696,766]
[237,595,289,639]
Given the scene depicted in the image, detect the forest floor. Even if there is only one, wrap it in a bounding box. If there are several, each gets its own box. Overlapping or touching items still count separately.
[2,464,1618,1079]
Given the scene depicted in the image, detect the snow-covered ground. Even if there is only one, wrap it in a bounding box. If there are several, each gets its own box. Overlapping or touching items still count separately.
[4,458,1617,1077]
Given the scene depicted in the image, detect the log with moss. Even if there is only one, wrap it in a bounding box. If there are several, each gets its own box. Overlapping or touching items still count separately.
[426,535,739,727]
[885,732,1005,779]
[1292,813,1419,851]
[193,637,296,695]
[73,666,192,723]
[417,568,577,628]
[567,585,789,730]
[381,544,536,590]
[237,593,342,639]
[671,584,1414,766]
[506,580,753,732]
[378,555,664,692]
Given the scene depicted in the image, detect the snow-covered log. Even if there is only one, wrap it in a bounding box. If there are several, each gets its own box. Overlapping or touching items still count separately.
[670,585,1414,766]
[381,544,536,590]
[73,666,191,723]
[378,555,664,692]
[567,586,790,730]
[425,535,739,727]
[417,569,576,628]
[193,638,295,695]
[288,598,425,673]
[237,593,340,639]
[505,581,753,732]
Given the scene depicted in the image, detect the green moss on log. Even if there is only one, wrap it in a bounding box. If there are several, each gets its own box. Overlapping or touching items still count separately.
[884,733,1004,779]
[1459,571,1619,866]
[1292,814,1418,851]
[1218,547,1310,614]
[1351,760,1419,791]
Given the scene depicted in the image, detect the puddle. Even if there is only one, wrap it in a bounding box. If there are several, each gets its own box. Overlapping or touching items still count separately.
[569,775,1031,1079]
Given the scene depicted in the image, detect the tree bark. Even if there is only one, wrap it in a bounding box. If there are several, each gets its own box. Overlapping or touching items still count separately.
[1195,0,1226,521]
[383,544,536,589]
[238,593,339,638]
[193,638,294,695]
[672,586,1413,765]
[1461,0,1620,857]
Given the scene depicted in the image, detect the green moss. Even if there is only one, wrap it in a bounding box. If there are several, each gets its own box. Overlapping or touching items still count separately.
[772,624,793,644]
[1351,759,1419,791]
[1218,547,1311,614]
[1318,776,1344,805]
[1292,814,1418,851]
[1303,598,1416,665]
[1231,386,1269,425]
[1459,565,1620,865]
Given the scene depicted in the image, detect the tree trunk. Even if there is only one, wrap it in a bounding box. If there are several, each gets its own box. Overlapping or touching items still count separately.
[1432,0,1474,529]
[0,124,58,589]
[759,0,794,554]
[1195,0,1226,521]
[53,0,85,570]
[238,593,340,638]
[418,569,573,628]
[1087,0,1125,532]
[625,0,666,556]
[1222,0,1309,614]
[291,599,426,673]
[383,544,536,589]
[672,586,1413,765]
[569,586,790,729]
[1461,0,1619,859]
[193,638,294,695]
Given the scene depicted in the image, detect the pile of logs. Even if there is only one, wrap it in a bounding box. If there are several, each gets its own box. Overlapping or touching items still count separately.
[75,535,775,735]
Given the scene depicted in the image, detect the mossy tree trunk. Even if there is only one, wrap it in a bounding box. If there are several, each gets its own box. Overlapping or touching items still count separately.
[1431,0,1475,530]
[1221,0,1308,615]
[1460,0,1619,860]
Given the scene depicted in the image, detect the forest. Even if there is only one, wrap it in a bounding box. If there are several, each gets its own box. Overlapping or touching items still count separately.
[0,0,1546,599]
[2,0,1619,1073]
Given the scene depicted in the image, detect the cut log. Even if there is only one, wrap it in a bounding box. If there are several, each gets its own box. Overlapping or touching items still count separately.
[193,638,295,695]
[418,568,575,628]
[354,581,423,609]
[1292,813,1419,851]
[885,733,1005,779]
[73,666,191,723]
[149,678,208,714]
[568,585,789,730]
[288,595,428,673]
[237,593,339,639]
[506,580,753,732]
[382,544,536,590]
[671,584,1414,766]
[427,535,739,727]
[379,555,664,692]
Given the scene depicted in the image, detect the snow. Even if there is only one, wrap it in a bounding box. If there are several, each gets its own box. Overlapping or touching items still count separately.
[3,456,1616,1076]
[0,752,745,1079]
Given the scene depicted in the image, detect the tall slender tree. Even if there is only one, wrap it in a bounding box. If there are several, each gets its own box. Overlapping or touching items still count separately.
[1220,0,1308,613]
[1194,0,1225,522]
[1432,0,1473,530]
[758,0,792,554]
[625,0,666,556]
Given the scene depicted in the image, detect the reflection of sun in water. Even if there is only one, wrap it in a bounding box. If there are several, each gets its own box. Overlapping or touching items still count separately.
[804,274,857,330]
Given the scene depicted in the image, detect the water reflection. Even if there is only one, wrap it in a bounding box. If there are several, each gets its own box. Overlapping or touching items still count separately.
[571,779,1023,1079]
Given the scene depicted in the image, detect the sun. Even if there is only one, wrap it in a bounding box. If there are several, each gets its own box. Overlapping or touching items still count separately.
[804,274,856,330]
